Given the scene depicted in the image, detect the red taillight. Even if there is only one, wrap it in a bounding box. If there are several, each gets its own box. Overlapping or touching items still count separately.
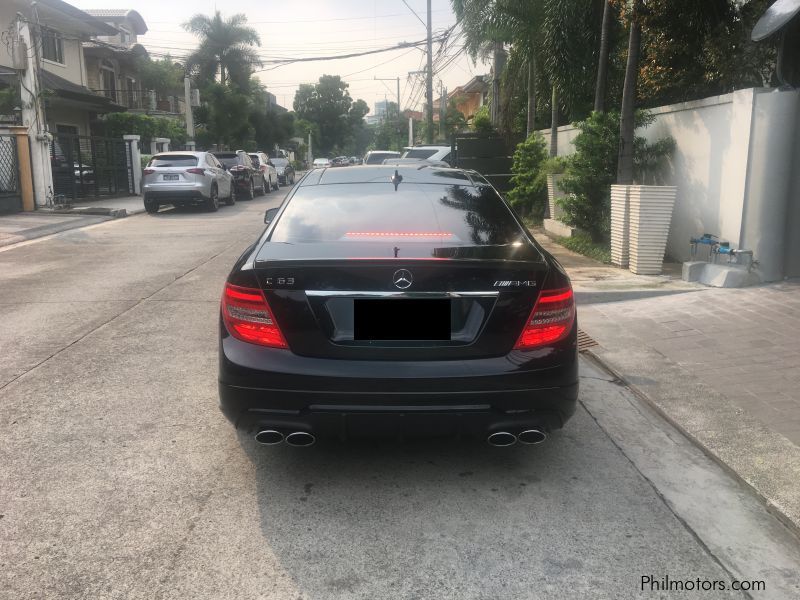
[143,168,155,175]
[186,167,205,174]
[221,283,288,348]
[514,287,575,349]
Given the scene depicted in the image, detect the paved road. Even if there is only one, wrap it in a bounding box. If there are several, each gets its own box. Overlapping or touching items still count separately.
[1,192,798,599]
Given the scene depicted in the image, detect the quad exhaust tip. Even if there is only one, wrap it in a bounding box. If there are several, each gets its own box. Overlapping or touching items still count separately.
[517,429,547,445]
[285,431,316,447]
[487,431,517,447]
[254,429,284,445]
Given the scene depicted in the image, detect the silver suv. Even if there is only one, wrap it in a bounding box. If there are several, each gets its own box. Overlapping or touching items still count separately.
[401,145,452,165]
[142,151,234,213]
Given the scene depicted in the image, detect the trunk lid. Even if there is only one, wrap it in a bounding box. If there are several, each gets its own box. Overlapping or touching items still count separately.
[254,241,548,360]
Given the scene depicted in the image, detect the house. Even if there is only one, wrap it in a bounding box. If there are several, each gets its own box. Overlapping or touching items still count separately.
[448,75,488,122]
[82,10,151,113]
[0,0,123,137]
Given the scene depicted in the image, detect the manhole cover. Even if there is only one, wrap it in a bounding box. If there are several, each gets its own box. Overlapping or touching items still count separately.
[577,329,599,352]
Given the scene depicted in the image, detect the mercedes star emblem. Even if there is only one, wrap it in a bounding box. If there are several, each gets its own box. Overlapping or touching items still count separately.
[392,269,413,289]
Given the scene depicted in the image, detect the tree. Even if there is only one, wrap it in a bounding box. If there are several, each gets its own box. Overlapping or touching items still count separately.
[183,11,262,89]
[293,75,369,155]
[594,1,614,112]
[136,56,183,96]
[617,0,642,185]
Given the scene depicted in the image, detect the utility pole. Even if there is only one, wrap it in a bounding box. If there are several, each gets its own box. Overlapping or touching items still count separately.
[426,0,433,144]
[184,77,195,150]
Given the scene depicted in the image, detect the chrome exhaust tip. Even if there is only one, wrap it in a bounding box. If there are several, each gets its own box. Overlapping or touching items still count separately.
[285,431,316,447]
[487,431,517,447]
[517,429,548,445]
[254,429,284,445]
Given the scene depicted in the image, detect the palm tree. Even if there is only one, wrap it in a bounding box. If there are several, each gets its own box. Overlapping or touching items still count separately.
[617,0,643,184]
[594,1,613,113]
[183,11,262,89]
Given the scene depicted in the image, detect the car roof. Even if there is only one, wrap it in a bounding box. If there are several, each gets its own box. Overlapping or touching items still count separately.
[300,164,474,186]
[366,150,400,154]
[403,145,450,150]
[152,151,205,157]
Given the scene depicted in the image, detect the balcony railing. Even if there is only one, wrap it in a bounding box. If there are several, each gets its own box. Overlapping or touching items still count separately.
[90,88,185,114]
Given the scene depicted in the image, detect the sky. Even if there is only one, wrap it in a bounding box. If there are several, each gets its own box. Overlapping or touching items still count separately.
[71,0,490,116]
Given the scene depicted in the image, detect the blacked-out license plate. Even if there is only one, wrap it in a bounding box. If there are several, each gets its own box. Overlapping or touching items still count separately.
[354,299,451,341]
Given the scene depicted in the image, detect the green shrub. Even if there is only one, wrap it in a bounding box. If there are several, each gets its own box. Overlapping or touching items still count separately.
[557,232,611,264]
[98,112,187,148]
[471,105,493,135]
[558,110,674,242]
[506,132,548,219]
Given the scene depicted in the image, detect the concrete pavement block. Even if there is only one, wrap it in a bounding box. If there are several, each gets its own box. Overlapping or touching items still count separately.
[682,261,706,282]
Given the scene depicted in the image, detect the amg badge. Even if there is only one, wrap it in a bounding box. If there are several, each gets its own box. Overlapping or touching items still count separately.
[493,280,538,287]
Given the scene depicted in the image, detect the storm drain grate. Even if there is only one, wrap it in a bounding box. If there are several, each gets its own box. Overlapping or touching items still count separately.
[577,329,599,353]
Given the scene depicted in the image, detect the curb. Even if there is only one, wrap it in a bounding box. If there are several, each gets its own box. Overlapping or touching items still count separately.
[584,347,800,541]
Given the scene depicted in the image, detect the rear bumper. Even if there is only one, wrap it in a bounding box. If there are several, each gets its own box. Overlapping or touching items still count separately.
[219,335,579,438]
[143,187,208,204]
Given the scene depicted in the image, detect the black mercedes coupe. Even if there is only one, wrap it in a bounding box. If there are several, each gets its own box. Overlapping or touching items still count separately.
[218,165,578,447]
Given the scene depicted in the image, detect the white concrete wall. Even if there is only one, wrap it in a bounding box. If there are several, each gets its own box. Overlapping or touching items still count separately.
[740,88,800,281]
[540,88,799,277]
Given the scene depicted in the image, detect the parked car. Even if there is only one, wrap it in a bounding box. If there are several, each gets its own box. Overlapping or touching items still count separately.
[382,158,450,168]
[331,156,349,167]
[213,150,263,199]
[142,151,233,213]
[401,145,453,166]
[312,158,331,169]
[248,152,279,192]
[271,157,295,185]
[349,156,362,165]
[218,164,578,447]
[363,150,401,165]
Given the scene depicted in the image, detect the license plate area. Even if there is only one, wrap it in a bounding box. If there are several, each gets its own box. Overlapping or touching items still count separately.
[163,174,179,181]
[354,299,451,341]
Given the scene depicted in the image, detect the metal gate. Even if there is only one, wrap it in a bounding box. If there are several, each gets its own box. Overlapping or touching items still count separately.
[50,133,135,201]
[0,135,21,214]
[451,133,521,194]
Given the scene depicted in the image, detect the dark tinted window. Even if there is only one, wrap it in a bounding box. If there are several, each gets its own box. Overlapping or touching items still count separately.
[365,152,400,164]
[270,183,524,246]
[215,154,241,168]
[249,154,261,165]
[404,148,438,159]
[149,155,198,167]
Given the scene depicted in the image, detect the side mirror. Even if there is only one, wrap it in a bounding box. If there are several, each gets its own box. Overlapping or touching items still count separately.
[264,207,279,225]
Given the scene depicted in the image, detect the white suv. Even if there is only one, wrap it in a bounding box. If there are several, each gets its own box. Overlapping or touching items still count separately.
[401,145,452,165]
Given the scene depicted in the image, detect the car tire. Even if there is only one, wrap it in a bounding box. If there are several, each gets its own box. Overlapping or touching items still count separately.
[144,196,159,214]
[258,176,266,196]
[264,176,271,194]
[245,179,255,200]
[225,184,236,206]
[207,186,220,212]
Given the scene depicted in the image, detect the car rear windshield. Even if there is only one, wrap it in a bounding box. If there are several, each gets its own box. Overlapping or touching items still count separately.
[149,155,198,168]
[215,154,241,168]
[248,154,261,165]
[269,182,525,246]
[403,148,438,159]
[365,152,400,164]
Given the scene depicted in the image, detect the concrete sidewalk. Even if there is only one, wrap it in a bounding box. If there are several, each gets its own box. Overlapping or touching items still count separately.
[536,230,800,535]
[0,195,143,248]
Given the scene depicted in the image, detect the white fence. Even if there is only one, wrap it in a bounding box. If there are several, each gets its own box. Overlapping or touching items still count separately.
[541,87,800,281]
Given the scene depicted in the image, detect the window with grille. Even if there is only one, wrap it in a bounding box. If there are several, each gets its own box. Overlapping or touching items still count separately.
[41,28,64,64]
